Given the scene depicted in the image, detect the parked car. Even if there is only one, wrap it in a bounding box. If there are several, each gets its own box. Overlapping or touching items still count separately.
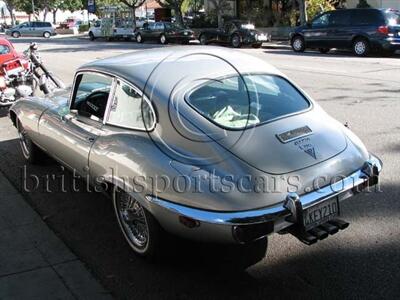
[60,18,82,29]
[0,38,30,106]
[290,8,400,56]
[88,18,135,41]
[135,22,195,44]
[5,21,56,38]
[199,20,271,48]
[9,47,382,259]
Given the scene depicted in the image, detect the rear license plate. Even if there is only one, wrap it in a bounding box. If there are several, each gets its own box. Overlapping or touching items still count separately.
[303,197,339,230]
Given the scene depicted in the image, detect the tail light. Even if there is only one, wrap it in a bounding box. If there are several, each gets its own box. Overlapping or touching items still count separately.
[4,60,22,71]
[0,76,6,90]
[377,26,389,35]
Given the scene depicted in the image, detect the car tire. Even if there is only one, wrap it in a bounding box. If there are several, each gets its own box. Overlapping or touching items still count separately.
[113,188,162,259]
[43,31,51,38]
[318,48,330,54]
[352,38,369,57]
[159,34,168,45]
[230,34,242,48]
[136,33,143,43]
[199,34,208,45]
[11,31,20,38]
[17,119,44,164]
[291,35,305,52]
[89,32,95,41]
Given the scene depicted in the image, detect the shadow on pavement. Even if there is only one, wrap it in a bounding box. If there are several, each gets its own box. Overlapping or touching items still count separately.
[0,136,398,299]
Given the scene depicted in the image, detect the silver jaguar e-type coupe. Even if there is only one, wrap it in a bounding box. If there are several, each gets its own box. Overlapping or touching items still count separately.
[9,46,382,258]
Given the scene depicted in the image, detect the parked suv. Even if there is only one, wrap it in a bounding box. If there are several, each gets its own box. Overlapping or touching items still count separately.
[6,21,56,38]
[290,8,400,56]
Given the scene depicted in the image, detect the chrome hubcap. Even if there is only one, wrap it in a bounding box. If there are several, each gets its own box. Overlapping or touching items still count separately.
[137,35,141,42]
[232,36,240,47]
[160,35,166,43]
[355,41,366,55]
[117,193,148,248]
[293,38,302,50]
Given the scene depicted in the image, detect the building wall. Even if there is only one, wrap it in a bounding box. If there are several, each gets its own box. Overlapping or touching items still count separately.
[346,0,400,9]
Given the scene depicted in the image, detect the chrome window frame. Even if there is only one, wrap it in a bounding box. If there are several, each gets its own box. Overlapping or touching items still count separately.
[104,77,157,132]
[69,70,116,124]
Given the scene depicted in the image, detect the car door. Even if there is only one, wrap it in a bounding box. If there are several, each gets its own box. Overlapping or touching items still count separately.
[18,22,31,36]
[38,72,114,176]
[153,22,164,39]
[220,23,232,43]
[303,12,332,48]
[33,22,44,36]
[141,22,153,39]
[326,10,352,48]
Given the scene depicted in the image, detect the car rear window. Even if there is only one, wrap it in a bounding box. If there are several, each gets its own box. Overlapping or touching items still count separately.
[385,12,400,26]
[0,45,10,55]
[187,74,310,129]
[351,10,384,26]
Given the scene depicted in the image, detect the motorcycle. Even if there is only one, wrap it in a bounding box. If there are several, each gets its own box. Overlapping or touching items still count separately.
[0,43,64,107]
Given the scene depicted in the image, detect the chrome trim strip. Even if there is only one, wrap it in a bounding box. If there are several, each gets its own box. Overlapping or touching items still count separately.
[147,155,382,227]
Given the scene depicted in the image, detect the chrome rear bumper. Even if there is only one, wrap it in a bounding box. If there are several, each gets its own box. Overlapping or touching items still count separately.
[147,154,382,243]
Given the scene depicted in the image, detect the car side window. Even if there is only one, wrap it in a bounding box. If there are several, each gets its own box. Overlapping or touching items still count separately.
[312,13,330,27]
[107,79,155,130]
[329,11,351,26]
[155,22,164,30]
[20,22,29,28]
[70,73,113,121]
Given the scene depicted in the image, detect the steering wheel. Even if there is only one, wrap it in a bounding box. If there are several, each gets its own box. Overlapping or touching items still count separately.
[80,91,109,118]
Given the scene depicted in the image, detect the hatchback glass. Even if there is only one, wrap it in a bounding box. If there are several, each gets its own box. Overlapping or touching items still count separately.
[187,74,310,129]
[385,12,400,26]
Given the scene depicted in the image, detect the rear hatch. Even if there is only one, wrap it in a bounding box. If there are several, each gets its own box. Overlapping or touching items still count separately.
[215,109,348,175]
[384,10,400,38]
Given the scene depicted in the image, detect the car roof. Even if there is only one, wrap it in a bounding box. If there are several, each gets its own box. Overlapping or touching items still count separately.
[79,46,282,93]
[0,38,13,47]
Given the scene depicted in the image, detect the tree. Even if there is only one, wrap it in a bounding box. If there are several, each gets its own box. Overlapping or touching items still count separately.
[156,0,185,26]
[49,0,83,23]
[356,0,370,8]
[296,0,306,25]
[306,0,334,21]
[117,0,146,28]
[3,0,17,25]
[208,0,229,28]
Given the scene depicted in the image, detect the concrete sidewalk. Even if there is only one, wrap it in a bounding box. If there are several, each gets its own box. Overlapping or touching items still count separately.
[0,171,112,299]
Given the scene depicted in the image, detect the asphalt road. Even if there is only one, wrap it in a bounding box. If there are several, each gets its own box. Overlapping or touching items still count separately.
[1,36,399,299]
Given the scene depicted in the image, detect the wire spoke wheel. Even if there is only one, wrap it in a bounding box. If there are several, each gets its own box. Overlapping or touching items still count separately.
[116,192,149,249]
[231,35,241,48]
[17,122,30,159]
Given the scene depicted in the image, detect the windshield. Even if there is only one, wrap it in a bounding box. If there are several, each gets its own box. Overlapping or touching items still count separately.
[187,74,310,129]
[241,23,255,30]
[385,12,400,26]
[0,45,10,55]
